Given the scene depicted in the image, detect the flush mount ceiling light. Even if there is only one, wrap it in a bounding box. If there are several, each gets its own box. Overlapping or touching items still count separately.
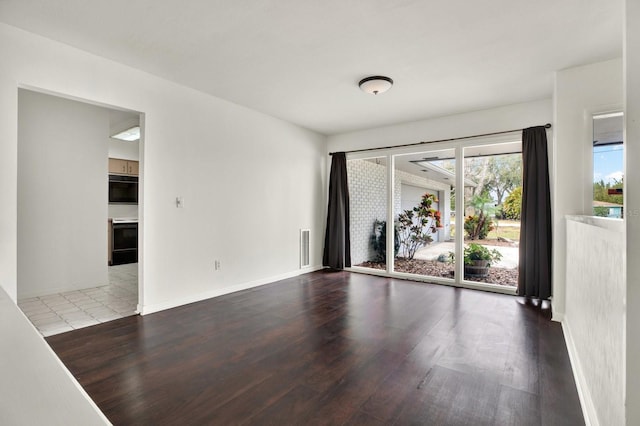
[358,76,393,95]
[111,126,140,141]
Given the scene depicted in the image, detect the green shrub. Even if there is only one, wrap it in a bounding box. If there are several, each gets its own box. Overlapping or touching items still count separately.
[464,215,493,240]
[593,206,609,217]
[503,187,522,220]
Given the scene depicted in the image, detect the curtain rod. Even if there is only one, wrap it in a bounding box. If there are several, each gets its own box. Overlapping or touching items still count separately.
[328,123,552,156]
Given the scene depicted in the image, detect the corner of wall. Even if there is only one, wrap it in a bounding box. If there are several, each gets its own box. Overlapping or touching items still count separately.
[561,318,599,426]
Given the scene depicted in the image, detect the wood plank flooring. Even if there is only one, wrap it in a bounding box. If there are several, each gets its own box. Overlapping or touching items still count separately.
[46,270,584,425]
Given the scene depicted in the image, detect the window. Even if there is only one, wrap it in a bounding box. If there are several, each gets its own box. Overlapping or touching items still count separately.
[593,112,624,218]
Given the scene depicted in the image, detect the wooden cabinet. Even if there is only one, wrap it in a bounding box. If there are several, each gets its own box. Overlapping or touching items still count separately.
[109,158,139,176]
[127,161,139,176]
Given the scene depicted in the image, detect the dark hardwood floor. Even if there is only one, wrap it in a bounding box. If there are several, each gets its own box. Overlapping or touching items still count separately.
[46,270,584,425]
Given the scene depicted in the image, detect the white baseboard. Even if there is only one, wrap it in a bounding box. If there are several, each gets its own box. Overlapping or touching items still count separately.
[139,265,325,315]
[550,298,564,322]
[561,318,599,426]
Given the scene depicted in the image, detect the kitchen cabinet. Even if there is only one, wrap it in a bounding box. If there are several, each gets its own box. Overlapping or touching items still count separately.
[109,158,139,176]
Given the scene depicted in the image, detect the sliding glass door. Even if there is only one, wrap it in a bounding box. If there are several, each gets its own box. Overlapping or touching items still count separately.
[347,137,522,294]
[462,143,521,288]
[392,149,456,282]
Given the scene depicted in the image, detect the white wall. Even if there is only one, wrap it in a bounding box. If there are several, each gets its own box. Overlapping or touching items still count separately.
[0,23,327,311]
[553,58,625,426]
[625,1,640,423]
[564,216,625,426]
[327,99,552,153]
[552,58,623,321]
[18,89,109,298]
[0,286,109,424]
[109,139,139,161]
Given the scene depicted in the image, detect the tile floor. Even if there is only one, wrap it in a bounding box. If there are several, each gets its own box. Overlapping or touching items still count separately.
[18,263,138,337]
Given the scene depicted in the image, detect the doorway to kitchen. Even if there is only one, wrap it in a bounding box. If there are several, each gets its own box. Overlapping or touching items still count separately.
[16,88,143,336]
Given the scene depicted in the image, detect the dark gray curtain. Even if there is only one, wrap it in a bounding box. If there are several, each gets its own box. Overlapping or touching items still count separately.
[323,152,351,269]
[518,126,552,299]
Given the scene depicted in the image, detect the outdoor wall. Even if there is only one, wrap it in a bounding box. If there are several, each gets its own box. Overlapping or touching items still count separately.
[396,170,451,242]
[565,216,625,426]
[347,159,387,265]
[18,89,109,298]
[0,24,327,313]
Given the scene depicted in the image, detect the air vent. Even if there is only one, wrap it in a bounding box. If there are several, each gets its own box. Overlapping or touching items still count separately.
[300,229,310,268]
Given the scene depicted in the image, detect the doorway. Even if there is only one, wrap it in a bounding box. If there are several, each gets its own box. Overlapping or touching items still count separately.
[16,88,143,336]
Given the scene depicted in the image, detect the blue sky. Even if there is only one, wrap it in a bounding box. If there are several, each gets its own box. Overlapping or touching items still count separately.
[594,144,623,183]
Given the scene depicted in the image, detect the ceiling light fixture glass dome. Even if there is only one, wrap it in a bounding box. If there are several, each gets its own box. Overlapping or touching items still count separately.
[358,76,393,95]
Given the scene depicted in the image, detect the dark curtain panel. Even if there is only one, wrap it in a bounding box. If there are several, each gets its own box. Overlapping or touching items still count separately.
[518,126,552,299]
[323,152,351,269]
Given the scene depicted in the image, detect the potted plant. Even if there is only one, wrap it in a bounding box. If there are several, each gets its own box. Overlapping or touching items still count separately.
[448,243,502,278]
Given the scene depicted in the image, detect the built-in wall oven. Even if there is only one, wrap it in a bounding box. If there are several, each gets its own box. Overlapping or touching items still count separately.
[109,174,138,204]
[111,220,138,265]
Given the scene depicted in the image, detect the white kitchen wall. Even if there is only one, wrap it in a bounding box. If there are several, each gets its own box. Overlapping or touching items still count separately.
[108,204,138,219]
[0,23,327,311]
[18,89,109,298]
[109,139,139,162]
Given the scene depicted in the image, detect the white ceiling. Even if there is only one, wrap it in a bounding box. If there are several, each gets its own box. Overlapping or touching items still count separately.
[0,0,622,135]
